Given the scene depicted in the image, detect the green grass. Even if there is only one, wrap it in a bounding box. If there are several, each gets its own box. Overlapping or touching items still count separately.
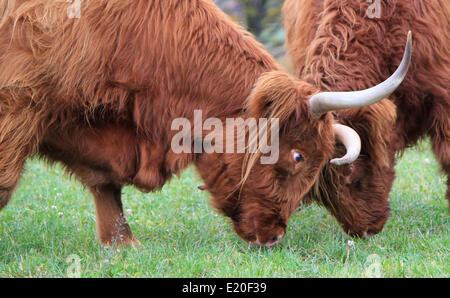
[0,140,448,277]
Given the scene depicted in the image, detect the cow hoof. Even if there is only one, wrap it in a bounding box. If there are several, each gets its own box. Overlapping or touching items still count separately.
[99,236,142,249]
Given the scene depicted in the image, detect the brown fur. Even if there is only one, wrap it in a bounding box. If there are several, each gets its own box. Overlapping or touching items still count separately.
[283,0,450,236]
[0,0,339,246]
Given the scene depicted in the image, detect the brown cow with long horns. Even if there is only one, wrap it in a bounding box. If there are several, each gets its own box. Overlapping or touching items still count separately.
[0,0,410,247]
[283,0,449,237]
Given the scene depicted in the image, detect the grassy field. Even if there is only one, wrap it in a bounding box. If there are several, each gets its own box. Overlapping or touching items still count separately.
[0,140,448,278]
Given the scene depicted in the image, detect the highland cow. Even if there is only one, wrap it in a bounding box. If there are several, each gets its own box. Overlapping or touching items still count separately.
[0,0,410,247]
[283,0,449,237]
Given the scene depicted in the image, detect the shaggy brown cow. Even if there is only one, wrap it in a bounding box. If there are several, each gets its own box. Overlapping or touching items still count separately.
[283,0,449,237]
[0,0,410,247]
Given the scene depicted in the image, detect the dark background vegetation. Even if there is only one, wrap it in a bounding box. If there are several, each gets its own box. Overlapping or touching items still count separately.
[214,0,285,57]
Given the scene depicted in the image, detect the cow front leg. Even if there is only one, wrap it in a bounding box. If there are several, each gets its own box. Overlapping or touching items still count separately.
[89,184,141,247]
[0,158,26,211]
[0,108,42,211]
[429,114,450,209]
[0,136,32,211]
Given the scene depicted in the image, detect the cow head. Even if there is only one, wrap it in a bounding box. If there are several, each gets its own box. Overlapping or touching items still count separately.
[197,32,412,246]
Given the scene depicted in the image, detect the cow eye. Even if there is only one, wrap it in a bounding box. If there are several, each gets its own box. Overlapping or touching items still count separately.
[292,151,303,163]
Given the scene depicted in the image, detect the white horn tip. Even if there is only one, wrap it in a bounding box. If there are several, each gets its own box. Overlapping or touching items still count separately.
[406,30,413,56]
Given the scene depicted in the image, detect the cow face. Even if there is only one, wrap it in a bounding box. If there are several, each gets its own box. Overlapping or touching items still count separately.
[227,117,336,246]
[231,73,337,246]
[196,72,336,246]
[197,121,335,246]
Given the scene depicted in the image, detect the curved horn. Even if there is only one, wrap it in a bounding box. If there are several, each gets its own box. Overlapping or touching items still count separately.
[331,124,361,166]
[309,31,413,118]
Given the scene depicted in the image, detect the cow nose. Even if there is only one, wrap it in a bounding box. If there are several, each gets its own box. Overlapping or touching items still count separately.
[266,233,284,247]
[251,233,284,247]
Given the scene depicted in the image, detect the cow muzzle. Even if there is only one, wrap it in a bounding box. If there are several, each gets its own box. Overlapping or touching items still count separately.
[251,232,285,247]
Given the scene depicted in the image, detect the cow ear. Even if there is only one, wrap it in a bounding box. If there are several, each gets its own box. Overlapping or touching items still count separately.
[246,71,317,126]
[246,71,299,121]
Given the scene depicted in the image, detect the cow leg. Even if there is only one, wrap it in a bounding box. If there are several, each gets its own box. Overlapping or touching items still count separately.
[0,157,26,211]
[0,113,37,211]
[89,184,141,247]
[429,114,450,208]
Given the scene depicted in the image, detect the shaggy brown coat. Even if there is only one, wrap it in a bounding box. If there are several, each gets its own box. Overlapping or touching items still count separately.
[0,0,342,246]
[283,0,449,236]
